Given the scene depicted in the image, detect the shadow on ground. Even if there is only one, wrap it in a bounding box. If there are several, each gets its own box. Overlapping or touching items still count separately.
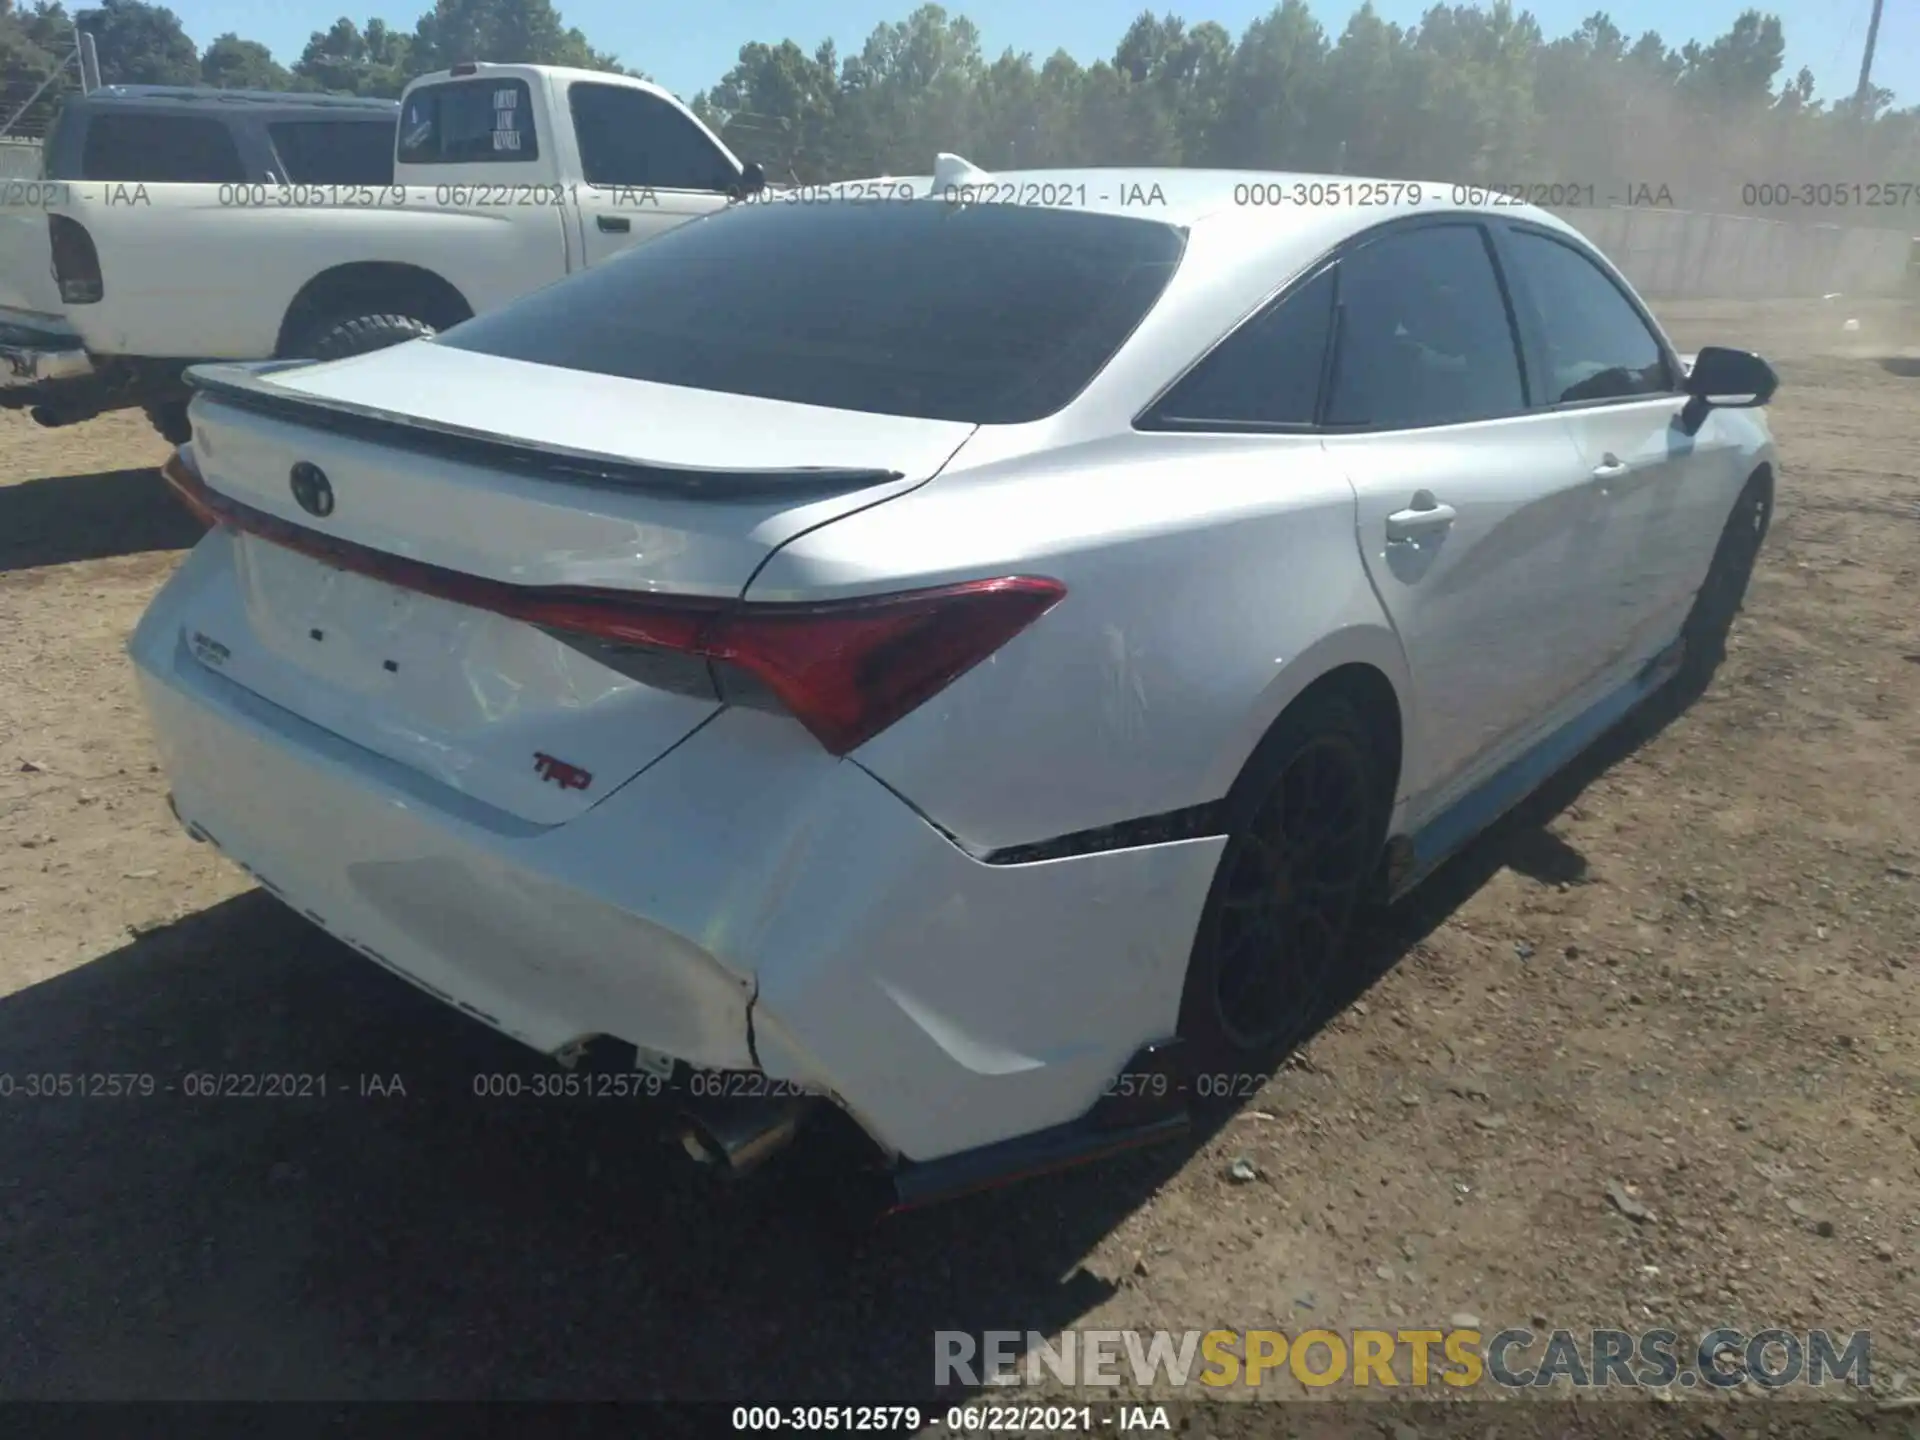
[0,467,200,573]
[0,671,1704,1402]
[1876,355,1920,379]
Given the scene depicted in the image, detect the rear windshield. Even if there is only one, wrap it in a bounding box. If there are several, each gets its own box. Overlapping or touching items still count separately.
[432,200,1188,424]
[269,118,395,184]
[399,78,538,164]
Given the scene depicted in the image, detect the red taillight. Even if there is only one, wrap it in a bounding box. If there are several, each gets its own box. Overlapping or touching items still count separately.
[162,450,218,529]
[161,448,1065,755]
[707,577,1065,753]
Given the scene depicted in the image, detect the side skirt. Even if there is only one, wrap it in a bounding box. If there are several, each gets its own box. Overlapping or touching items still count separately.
[1384,639,1685,902]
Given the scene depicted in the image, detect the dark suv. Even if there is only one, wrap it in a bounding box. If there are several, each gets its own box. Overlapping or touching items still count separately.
[40,84,399,186]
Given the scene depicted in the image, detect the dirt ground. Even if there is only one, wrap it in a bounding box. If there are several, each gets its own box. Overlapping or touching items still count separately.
[0,298,1916,1412]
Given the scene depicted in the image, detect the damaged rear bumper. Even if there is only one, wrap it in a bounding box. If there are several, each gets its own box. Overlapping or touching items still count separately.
[131,536,1225,1176]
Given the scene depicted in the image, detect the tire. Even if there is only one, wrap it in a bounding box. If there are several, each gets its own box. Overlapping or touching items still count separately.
[291,312,437,362]
[1675,470,1772,693]
[144,401,192,446]
[1175,689,1392,1098]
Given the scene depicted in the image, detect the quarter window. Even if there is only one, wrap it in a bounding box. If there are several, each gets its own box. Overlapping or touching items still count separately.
[1150,266,1335,428]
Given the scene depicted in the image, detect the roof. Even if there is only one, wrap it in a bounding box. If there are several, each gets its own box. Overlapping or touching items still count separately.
[817,160,1565,231]
[408,63,669,102]
[76,85,398,112]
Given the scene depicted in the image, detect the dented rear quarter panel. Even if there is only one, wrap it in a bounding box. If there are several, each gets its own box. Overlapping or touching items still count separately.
[750,427,1410,854]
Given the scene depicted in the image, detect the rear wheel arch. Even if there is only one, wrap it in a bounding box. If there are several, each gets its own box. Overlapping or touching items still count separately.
[1213,629,1412,814]
[1225,660,1405,830]
[1175,659,1404,1074]
[1298,663,1403,805]
[275,263,474,358]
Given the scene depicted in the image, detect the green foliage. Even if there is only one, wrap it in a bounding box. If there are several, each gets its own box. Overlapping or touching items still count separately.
[0,0,1913,223]
[293,17,414,96]
[201,33,293,89]
[77,0,197,84]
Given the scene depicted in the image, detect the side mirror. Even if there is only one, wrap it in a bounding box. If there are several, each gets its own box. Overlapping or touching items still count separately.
[738,161,766,196]
[1685,345,1778,409]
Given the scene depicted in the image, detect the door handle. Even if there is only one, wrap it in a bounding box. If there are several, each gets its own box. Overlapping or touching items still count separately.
[1385,491,1457,542]
[597,215,631,233]
[1591,452,1627,480]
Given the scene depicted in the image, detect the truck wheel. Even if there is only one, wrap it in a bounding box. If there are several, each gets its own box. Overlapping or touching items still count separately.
[145,402,193,446]
[294,312,437,362]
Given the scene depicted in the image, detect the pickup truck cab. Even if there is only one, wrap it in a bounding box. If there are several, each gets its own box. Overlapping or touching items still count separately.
[0,84,400,433]
[4,63,765,439]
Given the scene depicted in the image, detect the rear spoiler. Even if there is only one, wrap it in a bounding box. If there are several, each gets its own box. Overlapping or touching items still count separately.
[183,361,905,500]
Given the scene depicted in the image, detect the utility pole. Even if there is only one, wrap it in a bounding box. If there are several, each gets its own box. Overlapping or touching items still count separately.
[1853,0,1884,110]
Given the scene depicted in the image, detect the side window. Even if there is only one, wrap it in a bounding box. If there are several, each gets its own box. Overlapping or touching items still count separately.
[399,79,539,164]
[268,120,395,185]
[79,114,247,183]
[1502,229,1673,403]
[1150,266,1334,427]
[1325,224,1525,429]
[569,83,735,192]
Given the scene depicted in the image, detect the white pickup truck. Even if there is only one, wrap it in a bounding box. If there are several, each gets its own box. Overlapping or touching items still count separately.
[1,61,765,441]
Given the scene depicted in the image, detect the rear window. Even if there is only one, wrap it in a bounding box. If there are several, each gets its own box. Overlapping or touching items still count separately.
[268,119,395,184]
[78,113,246,183]
[433,201,1187,424]
[399,78,538,164]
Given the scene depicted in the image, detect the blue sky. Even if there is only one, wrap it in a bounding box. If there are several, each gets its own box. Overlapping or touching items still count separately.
[167,0,1915,108]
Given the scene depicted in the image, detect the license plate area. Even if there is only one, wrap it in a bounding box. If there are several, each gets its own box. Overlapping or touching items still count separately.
[231,533,630,730]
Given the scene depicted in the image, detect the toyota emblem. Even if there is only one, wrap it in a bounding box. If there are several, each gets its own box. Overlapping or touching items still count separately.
[290,461,334,518]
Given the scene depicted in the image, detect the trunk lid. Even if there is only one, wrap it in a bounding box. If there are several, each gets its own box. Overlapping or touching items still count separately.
[178,345,974,824]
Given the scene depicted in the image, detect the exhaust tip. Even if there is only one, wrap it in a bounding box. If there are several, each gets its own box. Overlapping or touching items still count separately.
[674,1095,815,1178]
[30,403,99,429]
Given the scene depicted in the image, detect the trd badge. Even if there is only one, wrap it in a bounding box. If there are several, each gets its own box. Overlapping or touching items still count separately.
[532,752,592,791]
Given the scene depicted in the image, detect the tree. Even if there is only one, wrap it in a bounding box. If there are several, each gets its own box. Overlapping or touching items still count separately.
[200,33,292,89]
[697,38,840,180]
[75,0,198,86]
[1676,8,1784,112]
[293,17,412,95]
[0,0,1911,233]
[408,0,632,76]
[1212,0,1329,169]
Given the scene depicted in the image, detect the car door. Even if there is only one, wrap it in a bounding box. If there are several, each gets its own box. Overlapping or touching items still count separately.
[1317,220,1603,810]
[566,81,737,268]
[1491,221,1739,671]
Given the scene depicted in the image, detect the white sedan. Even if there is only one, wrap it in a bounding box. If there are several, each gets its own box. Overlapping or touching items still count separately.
[131,164,1777,1208]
